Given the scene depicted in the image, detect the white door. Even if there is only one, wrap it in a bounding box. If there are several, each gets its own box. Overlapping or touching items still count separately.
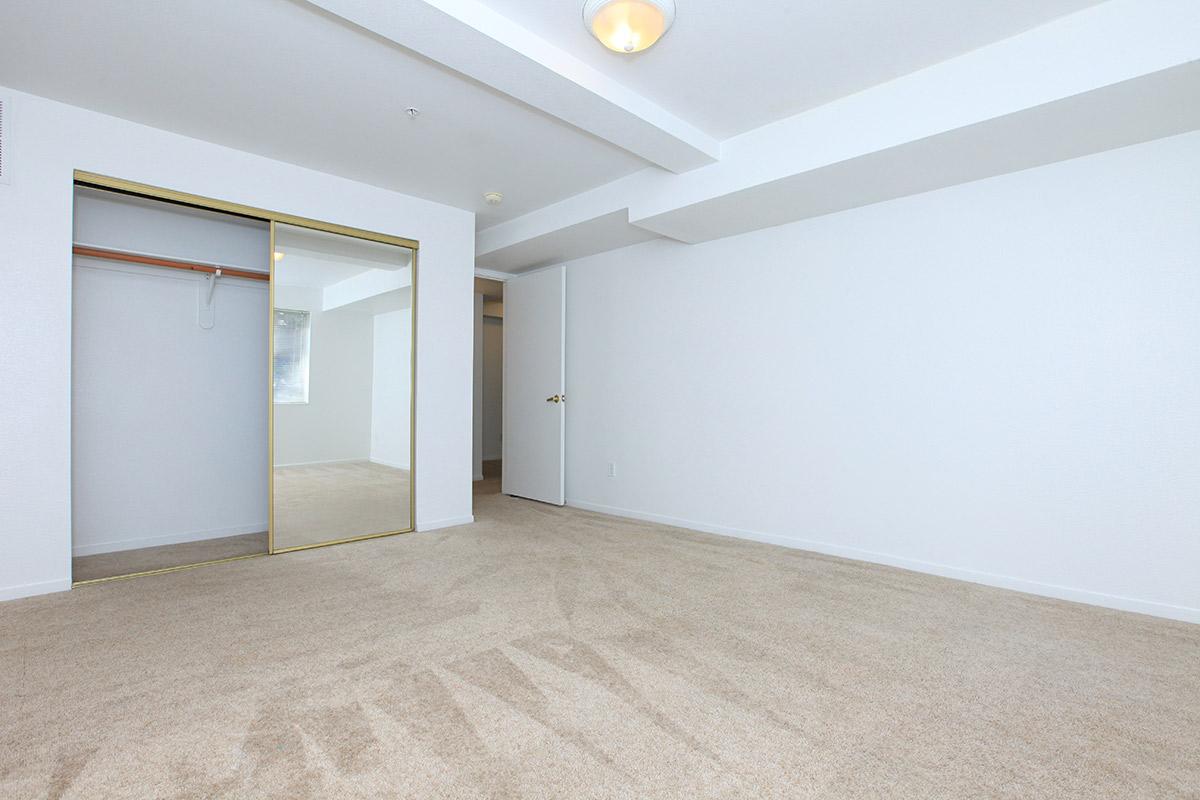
[502,266,565,504]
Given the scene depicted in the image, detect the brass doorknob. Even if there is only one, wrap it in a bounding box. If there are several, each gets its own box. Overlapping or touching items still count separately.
[546,394,561,403]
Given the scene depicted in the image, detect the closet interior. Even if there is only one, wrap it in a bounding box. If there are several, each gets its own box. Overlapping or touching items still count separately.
[70,174,416,584]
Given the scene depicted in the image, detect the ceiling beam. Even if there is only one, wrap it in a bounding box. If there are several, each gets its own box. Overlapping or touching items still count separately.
[476,0,1200,271]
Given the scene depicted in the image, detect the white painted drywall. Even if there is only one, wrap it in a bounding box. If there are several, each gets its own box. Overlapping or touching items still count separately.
[482,316,503,461]
[73,186,269,269]
[565,131,1200,624]
[0,86,474,601]
[71,259,268,555]
[472,292,484,481]
[371,308,412,470]
[272,285,374,467]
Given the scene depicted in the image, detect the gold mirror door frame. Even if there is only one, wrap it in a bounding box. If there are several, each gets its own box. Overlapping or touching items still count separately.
[68,171,418,583]
[268,220,417,554]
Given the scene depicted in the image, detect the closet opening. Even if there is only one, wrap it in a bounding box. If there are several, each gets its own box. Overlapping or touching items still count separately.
[70,173,419,586]
[71,185,272,583]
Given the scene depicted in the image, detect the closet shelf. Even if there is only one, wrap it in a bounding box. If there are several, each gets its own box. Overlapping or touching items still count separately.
[72,245,270,282]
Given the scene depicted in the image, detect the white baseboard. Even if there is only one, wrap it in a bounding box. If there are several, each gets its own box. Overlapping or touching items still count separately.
[274,457,363,468]
[566,498,1200,625]
[369,457,411,471]
[418,515,474,532]
[0,577,72,602]
[72,522,267,557]
[472,472,484,482]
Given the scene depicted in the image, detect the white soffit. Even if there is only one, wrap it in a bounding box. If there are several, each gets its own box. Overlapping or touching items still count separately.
[476,209,659,273]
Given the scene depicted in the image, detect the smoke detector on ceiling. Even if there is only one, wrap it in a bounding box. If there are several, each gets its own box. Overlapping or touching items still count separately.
[484,192,504,206]
[405,107,420,119]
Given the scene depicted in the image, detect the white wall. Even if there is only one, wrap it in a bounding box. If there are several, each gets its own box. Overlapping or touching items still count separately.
[472,292,484,481]
[73,186,268,268]
[0,86,475,601]
[482,315,503,461]
[72,187,270,555]
[272,285,374,466]
[371,307,412,470]
[565,131,1200,624]
[72,260,268,555]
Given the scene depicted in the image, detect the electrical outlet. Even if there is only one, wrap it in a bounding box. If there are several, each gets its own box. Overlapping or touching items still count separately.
[607,462,616,478]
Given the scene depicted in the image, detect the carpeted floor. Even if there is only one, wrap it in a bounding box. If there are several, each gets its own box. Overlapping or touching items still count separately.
[273,461,411,549]
[72,532,268,583]
[473,459,502,497]
[2,494,1197,798]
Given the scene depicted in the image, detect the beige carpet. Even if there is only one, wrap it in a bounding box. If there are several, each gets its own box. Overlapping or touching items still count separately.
[473,459,502,497]
[2,494,1197,798]
[273,461,411,549]
[72,532,268,583]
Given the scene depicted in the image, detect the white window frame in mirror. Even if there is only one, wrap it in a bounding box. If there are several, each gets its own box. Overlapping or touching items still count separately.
[272,308,311,405]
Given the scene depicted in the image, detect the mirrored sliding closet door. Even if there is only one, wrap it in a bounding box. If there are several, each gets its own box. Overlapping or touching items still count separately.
[270,222,415,552]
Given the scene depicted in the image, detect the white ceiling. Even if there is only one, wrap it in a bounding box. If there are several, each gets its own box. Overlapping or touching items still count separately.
[0,0,648,228]
[275,224,412,288]
[474,2,1200,272]
[477,0,1106,138]
[6,0,1179,275]
[274,255,368,290]
[275,224,412,269]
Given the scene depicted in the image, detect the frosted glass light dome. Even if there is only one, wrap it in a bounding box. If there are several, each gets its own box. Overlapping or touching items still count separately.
[583,0,676,53]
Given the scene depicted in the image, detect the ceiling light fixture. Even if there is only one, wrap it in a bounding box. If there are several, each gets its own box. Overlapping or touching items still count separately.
[583,0,675,54]
[484,192,504,206]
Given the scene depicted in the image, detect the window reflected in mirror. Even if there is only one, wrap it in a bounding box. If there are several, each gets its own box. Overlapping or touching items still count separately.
[273,309,311,404]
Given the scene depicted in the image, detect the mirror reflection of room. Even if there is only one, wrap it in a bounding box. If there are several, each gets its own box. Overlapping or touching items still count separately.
[271,223,414,551]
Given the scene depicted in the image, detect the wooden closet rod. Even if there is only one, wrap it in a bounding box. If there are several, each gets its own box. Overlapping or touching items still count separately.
[72,245,271,282]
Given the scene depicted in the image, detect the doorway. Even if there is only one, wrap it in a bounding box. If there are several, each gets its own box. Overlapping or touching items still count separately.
[473,266,566,508]
[473,277,504,499]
